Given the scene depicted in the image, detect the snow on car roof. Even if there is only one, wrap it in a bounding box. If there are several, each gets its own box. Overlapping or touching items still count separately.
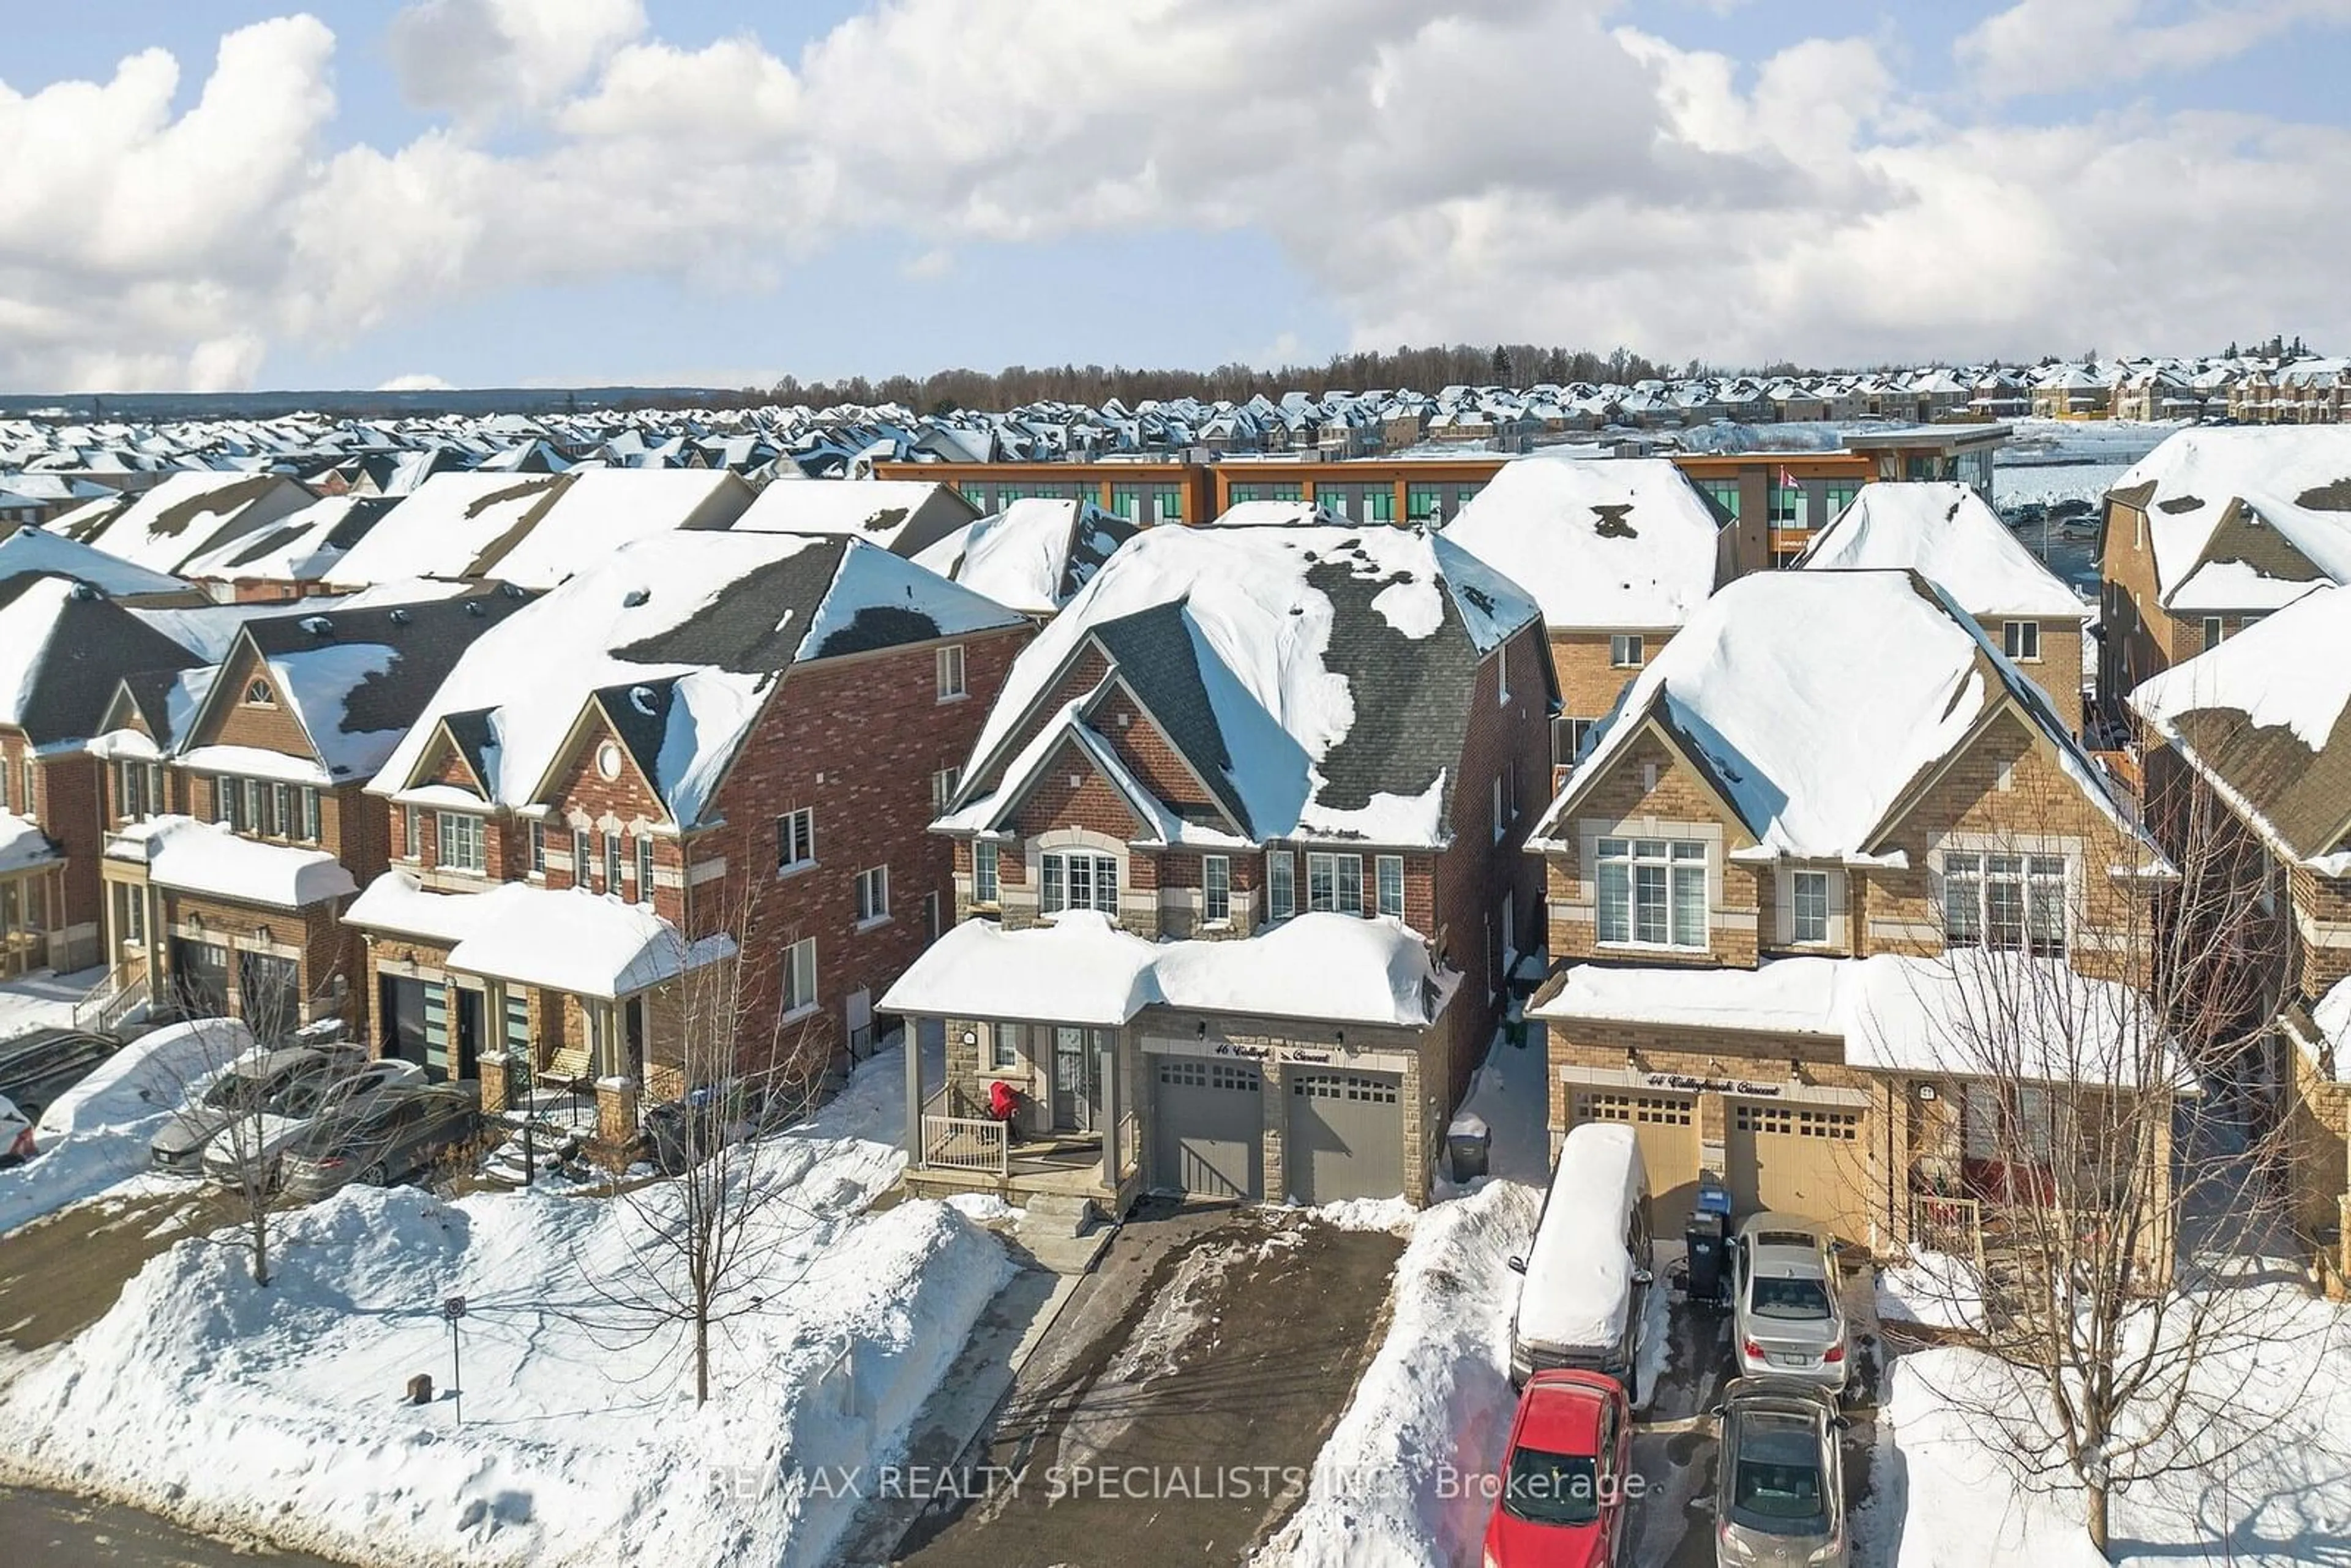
[1517,1122,1645,1352]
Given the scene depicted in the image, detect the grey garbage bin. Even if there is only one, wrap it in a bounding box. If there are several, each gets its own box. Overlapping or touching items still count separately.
[1447,1112,1491,1183]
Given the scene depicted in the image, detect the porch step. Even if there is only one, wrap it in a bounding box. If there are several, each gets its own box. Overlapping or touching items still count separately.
[1018,1191,1101,1242]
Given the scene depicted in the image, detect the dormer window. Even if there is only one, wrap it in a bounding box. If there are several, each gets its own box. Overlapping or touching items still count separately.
[243,678,274,707]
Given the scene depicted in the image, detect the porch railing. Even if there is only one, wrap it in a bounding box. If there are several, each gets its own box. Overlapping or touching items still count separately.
[1117,1108,1141,1180]
[920,1086,1007,1177]
[1910,1193,1984,1267]
[72,964,151,1035]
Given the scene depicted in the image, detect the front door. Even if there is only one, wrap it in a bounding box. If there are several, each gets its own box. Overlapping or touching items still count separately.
[380,975,430,1070]
[454,988,485,1082]
[169,939,230,1019]
[1052,1026,1097,1133]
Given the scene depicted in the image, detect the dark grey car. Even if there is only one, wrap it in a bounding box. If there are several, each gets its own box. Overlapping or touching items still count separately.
[1713,1377,1848,1566]
[0,1029,119,1123]
[278,1086,484,1201]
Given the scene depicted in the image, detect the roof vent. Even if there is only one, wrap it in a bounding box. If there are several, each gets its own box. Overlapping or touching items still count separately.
[464,599,484,617]
[623,587,651,607]
[69,581,103,601]
[501,582,527,598]
[300,615,333,637]
[389,607,411,625]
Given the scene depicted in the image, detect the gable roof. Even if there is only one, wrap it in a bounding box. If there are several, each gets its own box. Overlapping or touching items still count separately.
[1794,482,2085,620]
[0,525,195,601]
[1530,569,2141,861]
[2107,427,2351,609]
[951,523,1542,847]
[323,472,568,586]
[176,495,393,585]
[909,498,1138,615]
[730,479,980,555]
[75,472,315,575]
[0,576,210,747]
[187,587,535,781]
[369,531,1024,827]
[473,469,754,589]
[1440,457,1723,631]
[2128,582,2351,866]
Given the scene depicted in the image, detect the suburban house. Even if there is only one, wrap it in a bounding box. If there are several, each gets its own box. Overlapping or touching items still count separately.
[1794,481,2092,733]
[0,575,211,978]
[907,498,1139,618]
[1441,457,1730,768]
[67,472,320,577]
[91,587,534,1033]
[730,479,983,557]
[2096,427,2351,726]
[883,522,1554,1211]
[342,533,1030,1143]
[2126,586,2351,1292]
[1668,424,2009,572]
[1524,569,2173,1251]
[176,495,395,602]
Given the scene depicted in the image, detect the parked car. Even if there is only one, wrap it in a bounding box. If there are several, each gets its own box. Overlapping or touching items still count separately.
[1509,1122,1655,1389]
[0,1028,120,1123]
[1482,1368,1634,1567]
[278,1086,485,1201]
[640,1077,812,1174]
[149,1043,359,1175]
[200,1056,429,1189]
[1731,1214,1850,1395]
[36,1018,253,1155]
[1713,1377,1848,1567]
[0,1093,31,1164]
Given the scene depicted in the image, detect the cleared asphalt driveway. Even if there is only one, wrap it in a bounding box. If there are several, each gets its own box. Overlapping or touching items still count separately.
[893,1199,1406,1567]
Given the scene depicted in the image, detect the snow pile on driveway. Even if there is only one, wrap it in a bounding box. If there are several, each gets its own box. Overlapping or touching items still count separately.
[1256,1179,1540,1568]
[1886,1280,2351,1566]
[0,1018,252,1237]
[0,1043,1012,1568]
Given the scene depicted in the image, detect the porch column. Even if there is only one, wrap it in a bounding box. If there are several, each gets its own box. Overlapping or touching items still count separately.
[904,1020,926,1166]
[1099,1029,1122,1190]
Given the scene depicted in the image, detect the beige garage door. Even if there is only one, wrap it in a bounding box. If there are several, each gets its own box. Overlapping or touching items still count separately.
[1572,1091,1698,1220]
[1726,1100,1872,1241]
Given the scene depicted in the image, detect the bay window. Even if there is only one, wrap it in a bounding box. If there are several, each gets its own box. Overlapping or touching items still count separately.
[1595,837,1707,949]
[1308,851,1364,915]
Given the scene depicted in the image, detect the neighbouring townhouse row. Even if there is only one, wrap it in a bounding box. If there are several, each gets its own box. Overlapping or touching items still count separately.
[1522,569,2175,1255]
[2127,583,2351,1289]
[882,522,1553,1210]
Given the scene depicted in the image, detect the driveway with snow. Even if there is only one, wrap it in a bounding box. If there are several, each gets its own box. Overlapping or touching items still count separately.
[896,1199,1407,1568]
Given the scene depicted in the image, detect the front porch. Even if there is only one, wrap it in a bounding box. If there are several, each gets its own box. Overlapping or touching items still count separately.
[901,1076,1144,1209]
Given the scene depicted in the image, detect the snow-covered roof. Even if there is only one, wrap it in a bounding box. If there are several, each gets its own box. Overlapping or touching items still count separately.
[730,479,974,552]
[1844,951,2177,1086]
[1794,482,2085,620]
[1441,457,1723,631]
[0,526,192,599]
[474,470,752,590]
[324,472,566,586]
[174,495,386,585]
[0,812,59,874]
[951,523,1540,849]
[1529,570,2143,863]
[2110,427,2351,609]
[350,874,735,998]
[76,472,313,575]
[369,533,1023,827]
[879,910,1459,1028]
[1530,956,1848,1035]
[113,816,357,909]
[1210,500,1343,528]
[1517,1122,1644,1352]
[909,499,1136,616]
[2128,583,2351,866]
[0,576,208,746]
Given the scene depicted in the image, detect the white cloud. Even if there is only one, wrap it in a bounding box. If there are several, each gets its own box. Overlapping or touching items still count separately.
[376,372,454,391]
[1957,0,2351,99]
[5,1,2351,390]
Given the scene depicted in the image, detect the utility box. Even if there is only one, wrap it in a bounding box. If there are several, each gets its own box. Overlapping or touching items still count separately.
[1446,1112,1491,1184]
[1684,1210,1730,1305]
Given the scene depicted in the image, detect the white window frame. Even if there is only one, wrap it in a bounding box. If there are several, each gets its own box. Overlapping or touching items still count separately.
[1040,850,1119,917]
[1376,854,1406,920]
[972,840,1000,905]
[603,832,622,891]
[855,865,891,926]
[1307,851,1364,916]
[1267,849,1295,921]
[931,766,961,814]
[1492,776,1506,844]
[437,811,486,874]
[2002,620,2041,662]
[988,1020,1022,1071]
[936,643,967,702]
[1942,850,2068,957]
[403,803,419,858]
[1610,632,1644,669]
[2201,615,2225,650]
[1791,868,1831,945]
[572,827,591,884]
[1202,855,1231,925]
[636,835,656,904]
[530,822,547,876]
[781,938,818,1021]
[242,677,274,707]
[1496,642,1510,707]
[1595,836,1708,950]
[777,806,816,873]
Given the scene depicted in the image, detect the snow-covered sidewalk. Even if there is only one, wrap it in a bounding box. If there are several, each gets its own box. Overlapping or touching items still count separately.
[0,1041,1011,1568]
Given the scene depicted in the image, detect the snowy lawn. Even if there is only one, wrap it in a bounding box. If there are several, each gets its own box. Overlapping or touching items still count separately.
[0,1041,1013,1568]
[0,965,105,1041]
[1884,1278,2351,1567]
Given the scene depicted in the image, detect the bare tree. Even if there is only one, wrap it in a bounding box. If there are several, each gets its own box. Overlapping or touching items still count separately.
[563,909,832,1407]
[1885,771,2339,1558]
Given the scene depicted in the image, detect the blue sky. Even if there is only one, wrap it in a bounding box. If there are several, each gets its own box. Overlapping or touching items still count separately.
[2,1,2348,392]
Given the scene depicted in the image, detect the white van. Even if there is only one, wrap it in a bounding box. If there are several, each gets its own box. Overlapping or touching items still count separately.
[1508,1122,1655,1388]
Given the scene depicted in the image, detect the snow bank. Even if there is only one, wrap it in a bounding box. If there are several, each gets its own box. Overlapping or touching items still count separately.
[1873,1249,1984,1334]
[0,1044,1014,1568]
[0,1019,252,1236]
[1256,1180,1541,1568]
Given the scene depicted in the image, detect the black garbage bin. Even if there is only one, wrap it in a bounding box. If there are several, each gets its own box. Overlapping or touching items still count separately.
[1684,1210,1729,1305]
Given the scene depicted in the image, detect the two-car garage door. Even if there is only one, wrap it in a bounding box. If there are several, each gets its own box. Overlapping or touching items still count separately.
[1149,1059,1409,1206]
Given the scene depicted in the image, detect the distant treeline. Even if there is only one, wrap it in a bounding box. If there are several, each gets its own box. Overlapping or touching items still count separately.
[743,344,1841,416]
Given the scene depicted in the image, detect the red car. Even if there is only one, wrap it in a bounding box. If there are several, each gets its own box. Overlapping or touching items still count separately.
[1482,1368,1633,1567]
